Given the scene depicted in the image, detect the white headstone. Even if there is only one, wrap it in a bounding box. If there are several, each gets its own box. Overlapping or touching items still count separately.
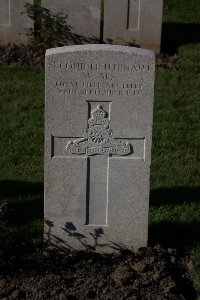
[42,0,101,41]
[45,44,155,253]
[0,0,33,45]
[103,0,163,52]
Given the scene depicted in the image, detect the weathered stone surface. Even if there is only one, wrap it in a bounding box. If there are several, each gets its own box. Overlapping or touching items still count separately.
[104,0,163,52]
[0,0,33,45]
[0,0,9,25]
[42,0,101,41]
[45,44,155,253]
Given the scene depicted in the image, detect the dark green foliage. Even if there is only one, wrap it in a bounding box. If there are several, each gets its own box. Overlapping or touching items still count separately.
[23,3,71,52]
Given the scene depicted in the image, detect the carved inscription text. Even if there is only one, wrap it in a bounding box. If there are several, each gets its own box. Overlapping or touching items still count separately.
[48,62,150,72]
[48,61,151,97]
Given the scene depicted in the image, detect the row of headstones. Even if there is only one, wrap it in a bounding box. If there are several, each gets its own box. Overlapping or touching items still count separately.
[0,0,163,52]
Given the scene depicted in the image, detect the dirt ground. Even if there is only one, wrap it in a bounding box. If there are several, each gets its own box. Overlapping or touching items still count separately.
[0,236,197,300]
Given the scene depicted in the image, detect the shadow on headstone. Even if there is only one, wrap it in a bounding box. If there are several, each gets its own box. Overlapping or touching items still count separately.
[44,220,129,254]
[161,23,200,54]
[25,5,100,48]
[68,33,100,45]
[105,38,140,48]
[45,216,200,255]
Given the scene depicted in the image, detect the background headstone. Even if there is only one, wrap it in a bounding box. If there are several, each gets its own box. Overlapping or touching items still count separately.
[103,0,163,52]
[45,44,155,253]
[0,0,33,45]
[42,0,101,41]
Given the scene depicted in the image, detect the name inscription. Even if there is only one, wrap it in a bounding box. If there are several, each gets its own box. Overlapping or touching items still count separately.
[48,61,151,98]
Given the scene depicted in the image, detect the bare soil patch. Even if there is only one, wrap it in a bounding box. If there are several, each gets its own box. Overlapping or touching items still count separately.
[0,236,196,300]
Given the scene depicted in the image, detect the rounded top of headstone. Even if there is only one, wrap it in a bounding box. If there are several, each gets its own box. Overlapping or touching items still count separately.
[45,44,155,58]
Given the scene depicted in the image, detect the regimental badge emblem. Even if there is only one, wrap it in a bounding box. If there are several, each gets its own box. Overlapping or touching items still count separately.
[66,105,132,156]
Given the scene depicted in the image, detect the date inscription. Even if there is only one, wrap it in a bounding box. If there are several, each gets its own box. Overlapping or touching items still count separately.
[56,81,143,96]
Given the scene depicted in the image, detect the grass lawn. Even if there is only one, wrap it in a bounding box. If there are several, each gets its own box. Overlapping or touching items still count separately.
[0,66,44,236]
[0,0,200,296]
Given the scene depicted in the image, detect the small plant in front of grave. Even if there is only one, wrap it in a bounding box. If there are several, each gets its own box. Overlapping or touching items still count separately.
[23,3,72,53]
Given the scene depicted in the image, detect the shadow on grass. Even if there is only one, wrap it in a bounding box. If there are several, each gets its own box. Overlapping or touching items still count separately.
[1,180,200,252]
[161,23,200,54]
[150,186,200,206]
[150,186,200,252]
[0,180,43,226]
[149,222,200,252]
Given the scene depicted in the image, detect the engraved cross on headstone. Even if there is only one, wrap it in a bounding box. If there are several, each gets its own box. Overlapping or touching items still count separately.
[52,104,144,226]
